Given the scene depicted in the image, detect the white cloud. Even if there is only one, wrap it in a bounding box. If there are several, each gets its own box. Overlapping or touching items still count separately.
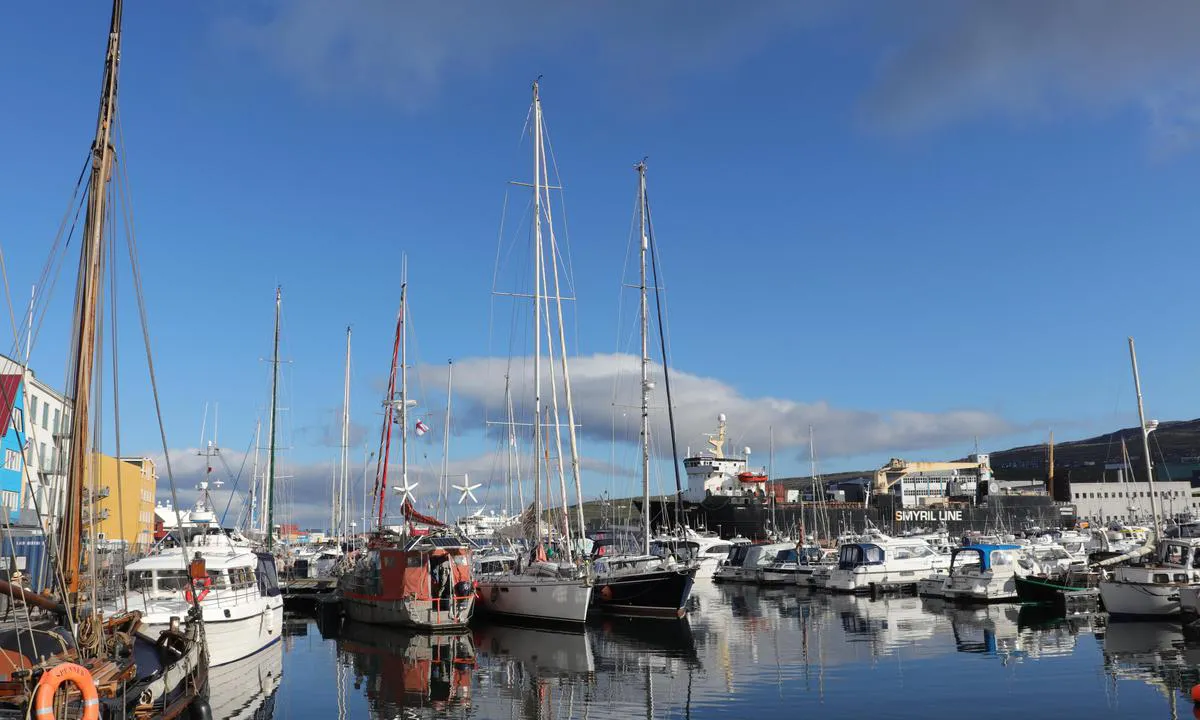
[151,443,629,530]
[862,1,1200,146]
[416,352,1017,463]
[216,1,836,108]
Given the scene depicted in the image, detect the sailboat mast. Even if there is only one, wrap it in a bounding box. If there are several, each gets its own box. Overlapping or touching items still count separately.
[337,326,352,540]
[60,0,122,595]
[441,360,453,523]
[637,160,651,555]
[249,419,261,533]
[532,79,544,546]
[377,284,404,528]
[266,286,281,550]
[400,263,409,518]
[1128,337,1162,533]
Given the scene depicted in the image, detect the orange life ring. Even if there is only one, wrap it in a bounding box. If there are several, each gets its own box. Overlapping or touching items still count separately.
[185,576,213,604]
[598,585,613,601]
[34,662,99,720]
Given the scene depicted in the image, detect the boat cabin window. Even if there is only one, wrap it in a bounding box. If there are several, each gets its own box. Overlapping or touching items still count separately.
[991,551,1014,566]
[255,553,281,597]
[1164,544,1187,565]
[798,547,824,564]
[157,569,190,592]
[707,544,731,556]
[1153,573,1170,584]
[891,545,932,560]
[775,549,798,564]
[1176,573,1190,583]
[229,567,256,590]
[205,570,229,590]
[128,570,154,591]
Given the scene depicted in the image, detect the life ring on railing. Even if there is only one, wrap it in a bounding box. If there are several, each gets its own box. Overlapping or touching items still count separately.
[34,662,99,720]
[185,576,213,604]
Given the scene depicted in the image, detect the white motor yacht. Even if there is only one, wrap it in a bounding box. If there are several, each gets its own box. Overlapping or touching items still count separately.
[826,535,949,593]
[713,542,791,584]
[941,543,1028,602]
[108,525,283,667]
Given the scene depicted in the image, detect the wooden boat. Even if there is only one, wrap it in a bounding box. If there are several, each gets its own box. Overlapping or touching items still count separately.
[0,1,209,716]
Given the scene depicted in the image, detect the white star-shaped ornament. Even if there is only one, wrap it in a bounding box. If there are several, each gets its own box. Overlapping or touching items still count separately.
[452,474,481,504]
[393,474,419,505]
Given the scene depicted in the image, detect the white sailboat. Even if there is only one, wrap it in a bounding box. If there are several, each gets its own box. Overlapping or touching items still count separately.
[475,80,592,624]
[1098,338,1200,617]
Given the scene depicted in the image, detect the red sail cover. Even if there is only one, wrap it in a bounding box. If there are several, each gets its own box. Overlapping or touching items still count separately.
[401,500,445,528]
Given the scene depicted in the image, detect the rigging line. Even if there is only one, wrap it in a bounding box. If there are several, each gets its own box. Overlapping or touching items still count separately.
[108,181,128,609]
[645,185,684,521]
[218,428,259,528]
[30,176,92,362]
[115,111,199,609]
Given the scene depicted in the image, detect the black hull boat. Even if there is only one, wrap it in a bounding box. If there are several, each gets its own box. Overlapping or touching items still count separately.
[592,565,697,619]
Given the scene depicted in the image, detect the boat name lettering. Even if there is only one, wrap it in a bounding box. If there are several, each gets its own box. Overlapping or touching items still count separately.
[894,510,963,522]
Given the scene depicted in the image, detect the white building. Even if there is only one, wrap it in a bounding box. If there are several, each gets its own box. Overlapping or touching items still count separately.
[1069,479,1199,524]
[0,355,71,529]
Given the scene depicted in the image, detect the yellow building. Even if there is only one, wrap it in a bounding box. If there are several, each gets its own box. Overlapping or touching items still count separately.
[94,454,157,550]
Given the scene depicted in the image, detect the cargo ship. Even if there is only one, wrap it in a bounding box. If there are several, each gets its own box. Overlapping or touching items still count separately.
[651,415,1073,540]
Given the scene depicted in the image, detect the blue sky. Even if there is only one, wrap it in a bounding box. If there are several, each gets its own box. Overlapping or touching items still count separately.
[4,2,1200,527]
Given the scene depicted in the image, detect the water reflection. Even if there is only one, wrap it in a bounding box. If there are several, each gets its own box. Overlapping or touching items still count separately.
[208,640,282,720]
[338,622,474,715]
[321,582,1197,720]
[1102,622,1200,705]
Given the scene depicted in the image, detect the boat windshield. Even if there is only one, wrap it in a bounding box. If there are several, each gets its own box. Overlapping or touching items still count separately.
[837,544,884,569]
[774,549,798,564]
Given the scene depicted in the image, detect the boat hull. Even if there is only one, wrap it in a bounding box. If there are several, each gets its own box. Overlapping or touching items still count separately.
[144,601,283,668]
[475,576,592,624]
[1099,579,1184,618]
[592,568,696,618]
[342,593,474,630]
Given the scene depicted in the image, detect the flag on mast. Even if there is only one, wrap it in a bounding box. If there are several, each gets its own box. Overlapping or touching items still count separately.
[415,419,429,436]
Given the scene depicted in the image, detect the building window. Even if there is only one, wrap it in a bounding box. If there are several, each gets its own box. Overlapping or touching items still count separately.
[27,396,37,426]
[39,443,46,468]
[3,450,20,472]
[52,409,59,435]
[10,407,21,435]
[40,404,47,431]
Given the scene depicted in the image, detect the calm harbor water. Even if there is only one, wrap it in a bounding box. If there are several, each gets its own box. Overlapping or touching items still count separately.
[249,582,1200,719]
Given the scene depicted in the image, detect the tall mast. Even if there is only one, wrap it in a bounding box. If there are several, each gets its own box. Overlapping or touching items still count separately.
[337,326,352,540]
[1128,337,1161,534]
[643,176,684,532]
[266,286,281,550]
[637,160,651,555]
[532,79,544,547]
[400,261,409,517]
[376,283,405,528]
[60,0,122,594]
[249,419,261,532]
[441,359,453,523]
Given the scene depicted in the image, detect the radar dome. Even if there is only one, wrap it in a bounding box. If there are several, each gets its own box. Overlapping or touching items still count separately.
[718,413,726,423]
